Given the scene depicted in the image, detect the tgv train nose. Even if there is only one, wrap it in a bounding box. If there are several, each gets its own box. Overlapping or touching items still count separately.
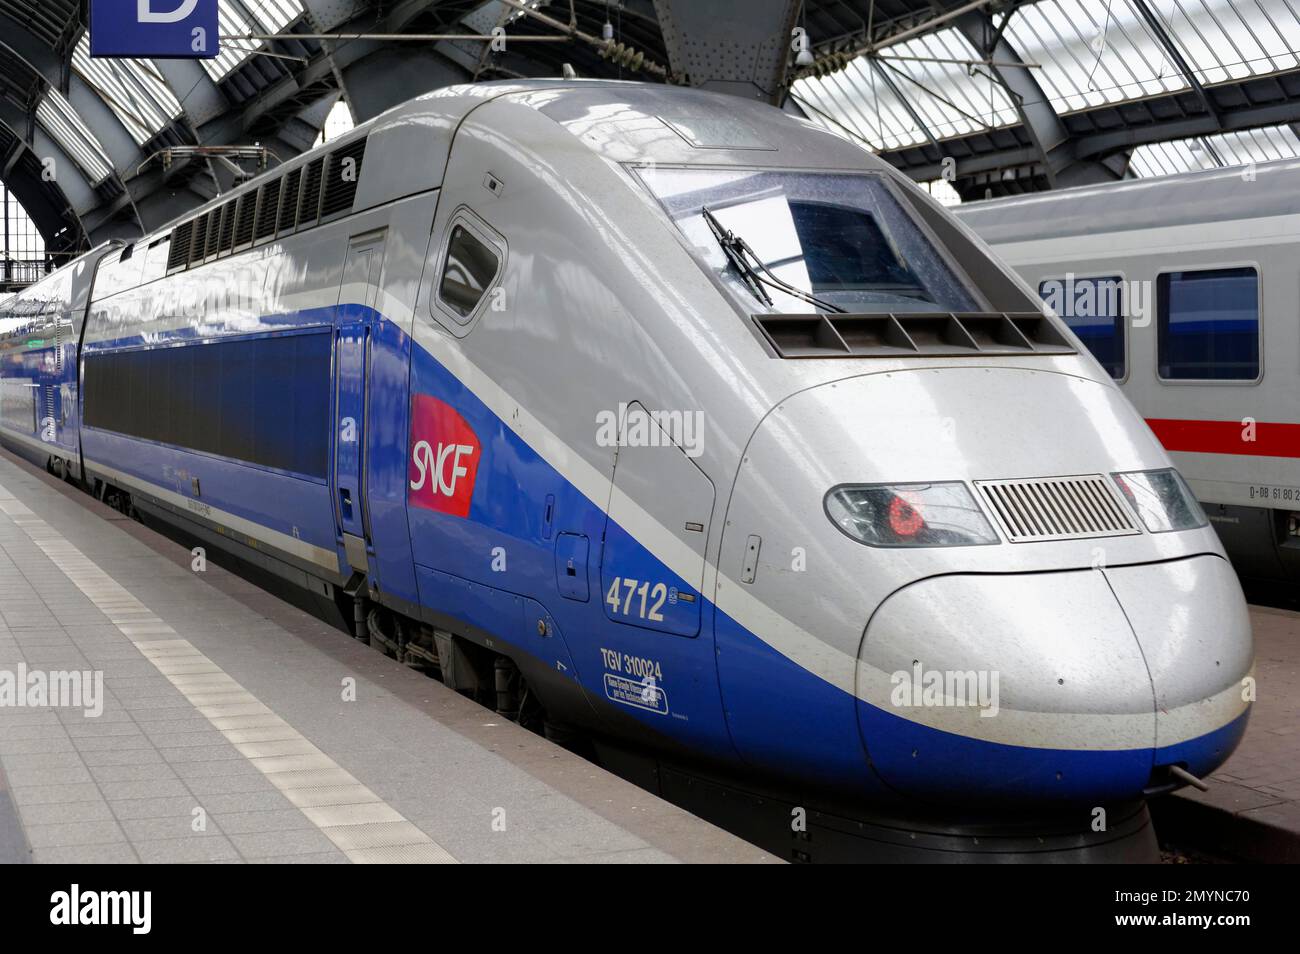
[856,555,1253,804]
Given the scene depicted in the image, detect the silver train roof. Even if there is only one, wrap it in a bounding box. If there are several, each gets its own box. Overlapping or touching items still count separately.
[123,79,890,252]
[955,157,1300,243]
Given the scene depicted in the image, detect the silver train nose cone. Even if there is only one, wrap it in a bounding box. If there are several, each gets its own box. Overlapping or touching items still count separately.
[856,555,1252,803]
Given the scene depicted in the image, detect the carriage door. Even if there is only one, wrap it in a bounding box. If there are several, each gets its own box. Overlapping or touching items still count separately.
[334,230,387,575]
[599,402,714,638]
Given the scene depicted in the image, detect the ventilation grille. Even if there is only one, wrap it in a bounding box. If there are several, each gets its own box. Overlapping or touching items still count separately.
[255,178,280,240]
[188,213,209,265]
[975,475,1139,543]
[297,157,324,228]
[321,138,365,218]
[167,220,193,271]
[754,312,1074,359]
[217,199,237,252]
[157,135,368,277]
[279,167,301,232]
[233,192,257,247]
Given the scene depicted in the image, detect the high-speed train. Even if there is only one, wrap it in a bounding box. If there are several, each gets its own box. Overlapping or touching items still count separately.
[0,81,1253,858]
[958,162,1300,594]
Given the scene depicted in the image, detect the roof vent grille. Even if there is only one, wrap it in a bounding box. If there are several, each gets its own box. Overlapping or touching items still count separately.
[233,191,257,247]
[975,475,1139,543]
[278,167,302,232]
[255,178,281,240]
[188,213,209,265]
[754,312,1074,358]
[320,137,366,218]
[167,220,193,271]
[217,199,237,253]
[297,157,324,228]
[204,206,224,258]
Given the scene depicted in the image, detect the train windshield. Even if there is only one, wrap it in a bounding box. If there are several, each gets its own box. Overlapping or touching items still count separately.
[638,167,977,314]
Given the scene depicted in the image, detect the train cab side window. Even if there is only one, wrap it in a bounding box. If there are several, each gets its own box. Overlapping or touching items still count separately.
[1037,276,1124,379]
[437,222,500,322]
[1157,267,1259,381]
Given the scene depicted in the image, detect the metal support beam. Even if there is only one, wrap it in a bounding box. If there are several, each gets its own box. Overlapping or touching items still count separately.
[869,57,942,154]
[1129,0,1220,127]
[343,45,472,120]
[0,88,94,247]
[0,117,85,254]
[952,9,1127,189]
[890,145,1049,182]
[231,0,473,125]
[652,0,801,103]
[1074,97,1300,158]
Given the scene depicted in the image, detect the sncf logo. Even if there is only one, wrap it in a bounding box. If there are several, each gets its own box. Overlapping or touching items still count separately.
[409,394,480,518]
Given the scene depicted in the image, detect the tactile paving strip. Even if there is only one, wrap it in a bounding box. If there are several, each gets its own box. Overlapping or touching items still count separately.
[0,482,457,864]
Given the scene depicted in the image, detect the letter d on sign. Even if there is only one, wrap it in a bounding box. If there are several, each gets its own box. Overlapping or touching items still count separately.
[138,0,199,22]
[92,0,218,58]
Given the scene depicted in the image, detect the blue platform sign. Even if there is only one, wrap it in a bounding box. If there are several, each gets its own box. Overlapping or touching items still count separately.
[89,0,220,59]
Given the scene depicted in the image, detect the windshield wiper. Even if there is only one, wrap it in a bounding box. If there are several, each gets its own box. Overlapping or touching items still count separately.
[700,206,771,306]
[700,206,845,314]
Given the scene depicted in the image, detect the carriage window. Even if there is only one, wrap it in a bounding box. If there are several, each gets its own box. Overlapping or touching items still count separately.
[1157,267,1259,380]
[83,332,332,478]
[438,223,499,321]
[1037,276,1124,379]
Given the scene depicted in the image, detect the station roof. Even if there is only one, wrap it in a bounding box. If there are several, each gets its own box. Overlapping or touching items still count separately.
[3,1,1298,261]
[793,0,1300,198]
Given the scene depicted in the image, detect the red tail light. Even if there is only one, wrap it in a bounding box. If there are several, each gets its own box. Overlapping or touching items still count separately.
[888,493,925,537]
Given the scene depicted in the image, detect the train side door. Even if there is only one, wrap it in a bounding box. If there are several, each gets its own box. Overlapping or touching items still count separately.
[600,402,714,638]
[333,230,387,576]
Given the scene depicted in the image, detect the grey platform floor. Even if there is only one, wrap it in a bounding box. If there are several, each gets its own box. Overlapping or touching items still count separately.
[1158,600,1300,862]
[0,448,773,864]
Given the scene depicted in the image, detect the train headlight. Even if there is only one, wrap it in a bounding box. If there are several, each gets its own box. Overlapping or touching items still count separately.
[825,482,999,547]
[1112,469,1208,533]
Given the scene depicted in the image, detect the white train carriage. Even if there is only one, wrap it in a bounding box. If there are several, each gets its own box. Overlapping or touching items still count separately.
[958,161,1300,589]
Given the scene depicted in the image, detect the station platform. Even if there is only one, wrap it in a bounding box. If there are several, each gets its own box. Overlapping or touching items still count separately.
[2,442,1296,866]
[1156,601,1300,863]
[0,449,773,865]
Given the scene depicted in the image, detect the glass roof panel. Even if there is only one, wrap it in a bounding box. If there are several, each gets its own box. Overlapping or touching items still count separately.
[1004,0,1188,113]
[792,27,1017,150]
[204,2,258,81]
[1129,123,1300,176]
[1150,0,1300,84]
[73,34,181,146]
[207,0,306,80]
[36,88,114,184]
[245,0,303,34]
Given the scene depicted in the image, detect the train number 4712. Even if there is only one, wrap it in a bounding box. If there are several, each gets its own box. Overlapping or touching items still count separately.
[605,577,667,622]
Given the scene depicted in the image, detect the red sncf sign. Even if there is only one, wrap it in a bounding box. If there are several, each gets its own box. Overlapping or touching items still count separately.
[408,394,481,518]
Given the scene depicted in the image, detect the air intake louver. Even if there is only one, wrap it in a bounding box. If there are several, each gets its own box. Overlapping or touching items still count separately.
[279,167,301,232]
[188,213,209,265]
[320,138,365,218]
[167,220,193,271]
[297,157,324,228]
[754,312,1074,358]
[233,192,257,247]
[217,199,237,253]
[255,178,280,240]
[158,141,366,275]
[975,475,1139,543]
[204,206,224,258]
